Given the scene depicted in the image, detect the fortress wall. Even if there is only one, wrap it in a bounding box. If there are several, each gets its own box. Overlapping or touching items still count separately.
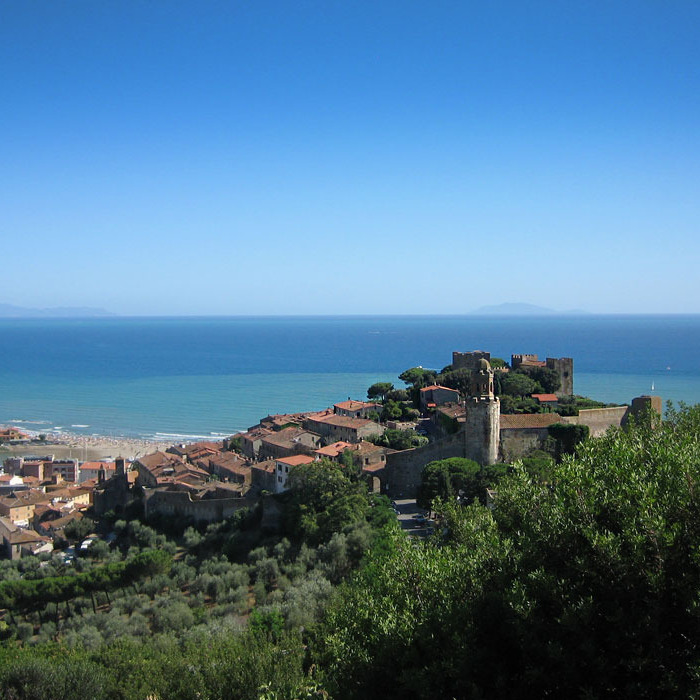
[562,406,629,437]
[384,432,467,498]
[500,428,551,462]
[144,490,252,523]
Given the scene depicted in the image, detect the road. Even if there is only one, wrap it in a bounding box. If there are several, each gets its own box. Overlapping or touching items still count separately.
[393,498,433,536]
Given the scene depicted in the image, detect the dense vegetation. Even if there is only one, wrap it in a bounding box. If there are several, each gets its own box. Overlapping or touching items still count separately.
[3,406,700,698]
[317,404,700,698]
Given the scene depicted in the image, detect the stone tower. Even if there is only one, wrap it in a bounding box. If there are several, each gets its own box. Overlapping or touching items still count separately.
[464,359,500,465]
[453,350,491,371]
[546,357,574,397]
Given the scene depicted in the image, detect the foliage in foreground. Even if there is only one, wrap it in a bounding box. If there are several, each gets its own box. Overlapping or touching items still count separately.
[317,405,700,699]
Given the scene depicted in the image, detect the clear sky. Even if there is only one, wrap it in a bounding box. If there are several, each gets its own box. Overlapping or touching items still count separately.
[1,1,699,315]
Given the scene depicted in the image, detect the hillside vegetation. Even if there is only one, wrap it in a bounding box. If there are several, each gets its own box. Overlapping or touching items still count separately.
[2,406,700,698]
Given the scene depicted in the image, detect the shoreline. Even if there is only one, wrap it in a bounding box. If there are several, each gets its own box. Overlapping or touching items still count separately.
[0,427,181,462]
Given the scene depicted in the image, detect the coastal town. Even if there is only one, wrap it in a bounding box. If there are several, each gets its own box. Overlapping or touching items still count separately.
[0,348,661,561]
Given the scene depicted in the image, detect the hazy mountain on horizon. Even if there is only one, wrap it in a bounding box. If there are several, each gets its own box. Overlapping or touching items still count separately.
[471,302,588,315]
[0,303,116,318]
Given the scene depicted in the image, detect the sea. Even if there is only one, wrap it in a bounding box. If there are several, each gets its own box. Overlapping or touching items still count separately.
[0,315,698,442]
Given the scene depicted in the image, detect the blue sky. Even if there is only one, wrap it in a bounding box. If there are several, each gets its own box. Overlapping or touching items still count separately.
[2,1,699,315]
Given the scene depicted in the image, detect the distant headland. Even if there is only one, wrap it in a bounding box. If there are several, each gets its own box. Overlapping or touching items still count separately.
[471,302,589,315]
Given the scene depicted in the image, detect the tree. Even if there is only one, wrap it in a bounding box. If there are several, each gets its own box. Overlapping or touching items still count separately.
[63,517,95,543]
[499,372,541,397]
[367,382,394,402]
[318,404,700,699]
[417,458,507,509]
[381,400,403,421]
[547,422,589,461]
[521,366,561,394]
[417,458,481,509]
[435,368,472,395]
[369,429,428,451]
[398,367,437,389]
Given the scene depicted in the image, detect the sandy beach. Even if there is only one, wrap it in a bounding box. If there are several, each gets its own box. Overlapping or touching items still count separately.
[0,431,176,463]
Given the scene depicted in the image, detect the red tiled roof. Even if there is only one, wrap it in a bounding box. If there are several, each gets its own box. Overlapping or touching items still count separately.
[420,385,458,393]
[310,415,376,429]
[532,394,559,403]
[276,455,314,467]
[334,400,380,411]
[315,441,353,457]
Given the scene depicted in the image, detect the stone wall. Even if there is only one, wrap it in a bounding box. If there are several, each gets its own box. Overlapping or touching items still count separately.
[383,432,467,498]
[500,428,550,461]
[143,489,253,523]
[562,406,630,437]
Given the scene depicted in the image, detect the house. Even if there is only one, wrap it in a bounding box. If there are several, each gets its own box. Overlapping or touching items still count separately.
[531,393,559,409]
[20,460,54,481]
[429,402,466,437]
[235,427,274,460]
[0,427,29,443]
[0,474,25,492]
[134,451,208,488]
[258,427,322,460]
[274,454,314,493]
[0,490,48,526]
[333,400,382,419]
[304,414,385,444]
[201,452,252,485]
[0,516,52,560]
[166,441,222,463]
[49,460,79,482]
[314,441,355,461]
[78,461,117,483]
[251,459,277,492]
[314,440,390,469]
[419,385,461,411]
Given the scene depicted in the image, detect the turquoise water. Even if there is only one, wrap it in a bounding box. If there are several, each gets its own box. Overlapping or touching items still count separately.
[1,315,698,439]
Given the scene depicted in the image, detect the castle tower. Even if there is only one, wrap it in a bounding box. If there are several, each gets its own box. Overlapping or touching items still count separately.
[546,357,574,397]
[470,358,495,398]
[453,350,491,371]
[464,359,500,465]
[628,395,662,428]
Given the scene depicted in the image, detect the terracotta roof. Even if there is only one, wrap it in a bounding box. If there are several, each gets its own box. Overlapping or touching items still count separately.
[315,441,354,457]
[437,403,467,420]
[261,427,317,449]
[362,463,385,473]
[532,394,559,403]
[355,440,385,455]
[137,451,183,471]
[420,385,458,393]
[309,415,376,429]
[500,413,562,430]
[252,459,277,474]
[80,461,116,471]
[334,400,380,411]
[276,455,314,467]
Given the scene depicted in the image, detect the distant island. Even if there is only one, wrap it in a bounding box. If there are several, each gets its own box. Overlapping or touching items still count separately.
[0,303,116,318]
[471,302,588,315]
